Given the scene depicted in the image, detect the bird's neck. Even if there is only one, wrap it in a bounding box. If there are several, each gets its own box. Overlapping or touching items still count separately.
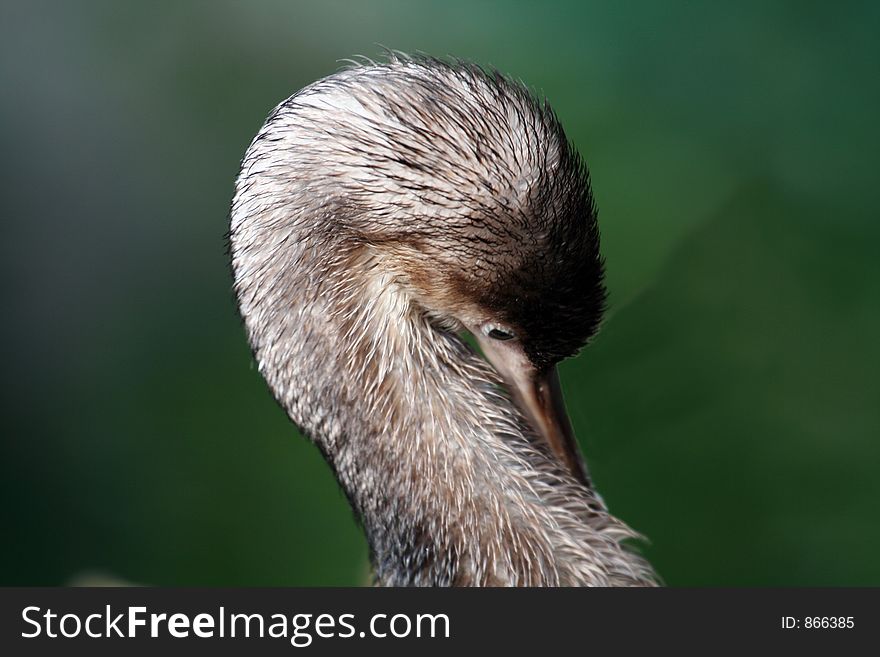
[240,244,653,586]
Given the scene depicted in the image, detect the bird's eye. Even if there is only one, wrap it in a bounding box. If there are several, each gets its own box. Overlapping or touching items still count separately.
[485,327,515,341]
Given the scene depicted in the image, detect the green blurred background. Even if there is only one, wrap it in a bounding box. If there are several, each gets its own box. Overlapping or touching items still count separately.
[2,1,878,586]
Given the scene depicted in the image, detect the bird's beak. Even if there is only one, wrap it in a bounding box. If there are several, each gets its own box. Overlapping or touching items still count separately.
[476,340,591,487]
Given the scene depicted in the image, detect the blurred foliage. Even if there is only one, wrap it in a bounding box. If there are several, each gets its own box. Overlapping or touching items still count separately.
[1,1,877,585]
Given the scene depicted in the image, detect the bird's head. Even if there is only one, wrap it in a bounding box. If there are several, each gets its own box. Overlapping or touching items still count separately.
[247,57,606,481]
[317,58,607,480]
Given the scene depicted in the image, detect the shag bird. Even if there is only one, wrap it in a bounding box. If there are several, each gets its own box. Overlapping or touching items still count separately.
[230,56,657,586]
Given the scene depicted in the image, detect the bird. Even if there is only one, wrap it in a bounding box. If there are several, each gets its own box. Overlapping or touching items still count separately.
[229,55,657,586]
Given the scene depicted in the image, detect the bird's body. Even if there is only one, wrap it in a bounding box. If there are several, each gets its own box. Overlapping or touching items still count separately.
[230,56,656,586]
